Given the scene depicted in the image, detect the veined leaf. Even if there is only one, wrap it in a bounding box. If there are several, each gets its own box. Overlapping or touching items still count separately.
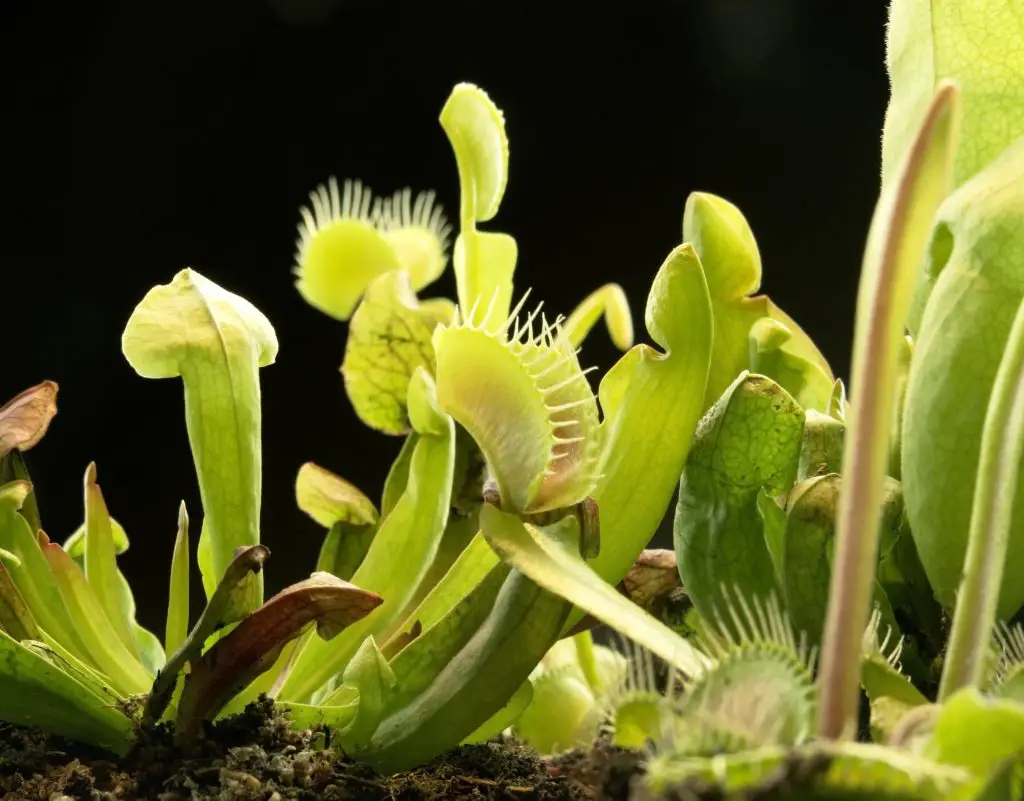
[0,560,38,640]
[341,270,439,435]
[882,0,1024,192]
[675,372,803,629]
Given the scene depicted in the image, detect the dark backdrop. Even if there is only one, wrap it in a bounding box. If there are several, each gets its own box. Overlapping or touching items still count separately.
[7,0,889,631]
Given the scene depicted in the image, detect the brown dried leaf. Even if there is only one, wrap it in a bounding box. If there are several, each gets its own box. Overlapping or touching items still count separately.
[0,381,58,460]
[621,548,681,612]
[175,572,382,740]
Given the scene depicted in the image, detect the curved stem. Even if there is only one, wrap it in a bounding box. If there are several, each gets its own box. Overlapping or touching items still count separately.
[816,83,958,739]
[939,299,1024,699]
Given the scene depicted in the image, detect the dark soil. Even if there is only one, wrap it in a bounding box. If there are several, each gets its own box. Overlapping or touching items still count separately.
[0,699,645,801]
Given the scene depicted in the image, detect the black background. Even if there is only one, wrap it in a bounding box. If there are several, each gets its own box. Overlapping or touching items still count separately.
[7,0,889,632]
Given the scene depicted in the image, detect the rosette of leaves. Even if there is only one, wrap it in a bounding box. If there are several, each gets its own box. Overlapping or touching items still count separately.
[0,270,384,755]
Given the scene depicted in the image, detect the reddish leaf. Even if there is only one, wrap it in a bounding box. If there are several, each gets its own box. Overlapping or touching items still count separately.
[0,382,58,460]
[175,572,382,740]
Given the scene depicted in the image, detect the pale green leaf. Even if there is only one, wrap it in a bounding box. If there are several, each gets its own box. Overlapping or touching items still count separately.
[563,244,713,634]
[295,462,378,529]
[902,137,1024,616]
[882,0,1024,191]
[440,83,509,225]
[483,504,708,679]
[122,268,277,611]
[563,283,634,351]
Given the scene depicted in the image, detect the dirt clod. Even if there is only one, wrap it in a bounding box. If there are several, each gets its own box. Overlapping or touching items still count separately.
[0,699,634,800]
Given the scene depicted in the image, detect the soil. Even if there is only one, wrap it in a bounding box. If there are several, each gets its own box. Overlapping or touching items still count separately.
[0,698,646,801]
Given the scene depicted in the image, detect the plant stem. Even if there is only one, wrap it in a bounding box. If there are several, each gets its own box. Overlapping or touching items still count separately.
[939,299,1024,699]
[573,630,602,695]
[816,83,958,740]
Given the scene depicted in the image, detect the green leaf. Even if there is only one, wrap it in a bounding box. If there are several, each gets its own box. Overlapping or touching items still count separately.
[165,501,190,657]
[463,679,534,745]
[63,518,129,560]
[0,630,134,755]
[359,510,572,773]
[0,560,38,641]
[452,230,518,334]
[330,635,396,753]
[0,452,42,535]
[81,463,138,659]
[278,369,455,702]
[341,270,439,435]
[381,433,417,520]
[0,482,89,662]
[675,372,804,628]
[797,408,845,483]
[926,689,1024,776]
[484,504,708,678]
[783,476,904,647]
[440,83,509,226]
[122,268,278,612]
[682,192,833,410]
[941,295,1024,697]
[882,0,1024,192]
[296,462,378,530]
[563,243,714,633]
[40,535,152,696]
[902,137,1024,618]
[296,462,378,580]
[175,572,382,742]
[749,317,834,413]
[563,283,634,351]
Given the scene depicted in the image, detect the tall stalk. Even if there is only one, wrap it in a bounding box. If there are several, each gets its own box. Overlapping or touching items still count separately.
[816,83,959,739]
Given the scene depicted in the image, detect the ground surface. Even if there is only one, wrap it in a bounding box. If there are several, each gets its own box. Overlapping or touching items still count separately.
[0,700,644,800]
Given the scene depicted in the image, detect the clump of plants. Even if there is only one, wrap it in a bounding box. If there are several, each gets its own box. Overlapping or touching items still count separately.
[2,0,1023,798]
